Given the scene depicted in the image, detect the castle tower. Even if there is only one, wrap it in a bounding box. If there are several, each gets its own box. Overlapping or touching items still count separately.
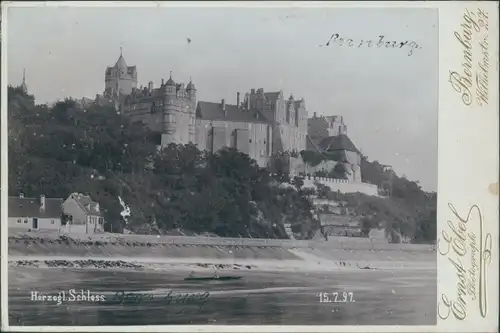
[104,47,137,97]
[160,72,197,146]
[186,78,197,143]
[162,72,177,145]
[286,94,295,125]
[20,68,27,93]
[296,98,307,132]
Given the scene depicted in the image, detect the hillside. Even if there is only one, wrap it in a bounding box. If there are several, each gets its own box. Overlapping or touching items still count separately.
[8,86,317,239]
[7,86,436,243]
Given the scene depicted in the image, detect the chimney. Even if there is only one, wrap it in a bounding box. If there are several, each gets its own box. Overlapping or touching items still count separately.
[313,112,317,118]
[40,195,46,212]
[19,193,24,198]
[161,78,164,86]
[237,92,240,107]
[148,81,154,92]
[246,93,250,110]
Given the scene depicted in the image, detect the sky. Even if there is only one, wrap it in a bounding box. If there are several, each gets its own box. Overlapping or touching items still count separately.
[6,5,438,191]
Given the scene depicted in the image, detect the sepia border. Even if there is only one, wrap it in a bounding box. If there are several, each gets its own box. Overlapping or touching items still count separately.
[1,1,498,332]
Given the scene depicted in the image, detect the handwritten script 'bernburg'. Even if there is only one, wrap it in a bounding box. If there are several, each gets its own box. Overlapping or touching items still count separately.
[437,204,492,321]
[320,34,422,56]
[449,8,490,107]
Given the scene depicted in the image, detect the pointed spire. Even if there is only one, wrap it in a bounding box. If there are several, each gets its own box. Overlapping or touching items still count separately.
[114,45,127,69]
[21,68,28,92]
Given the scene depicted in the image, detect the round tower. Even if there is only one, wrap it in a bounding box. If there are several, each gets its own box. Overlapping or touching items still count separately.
[162,72,178,146]
[186,78,197,143]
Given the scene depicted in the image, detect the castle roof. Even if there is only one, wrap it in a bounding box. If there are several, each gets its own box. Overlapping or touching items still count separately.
[165,77,176,86]
[186,81,195,91]
[318,134,361,154]
[197,101,271,124]
[114,55,127,69]
[8,196,63,219]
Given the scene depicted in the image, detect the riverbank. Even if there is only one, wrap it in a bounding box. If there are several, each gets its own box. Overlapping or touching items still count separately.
[8,231,435,273]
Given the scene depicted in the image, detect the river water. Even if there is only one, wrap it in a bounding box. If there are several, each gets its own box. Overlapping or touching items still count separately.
[8,267,436,326]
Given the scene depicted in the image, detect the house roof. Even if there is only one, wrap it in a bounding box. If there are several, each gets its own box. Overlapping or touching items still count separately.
[68,193,102,216]
[8,196,63,219]
[317,134,361,153]
[197,101,271,124]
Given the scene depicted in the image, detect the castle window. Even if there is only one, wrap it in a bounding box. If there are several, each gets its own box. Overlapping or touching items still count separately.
[17,218,21,224]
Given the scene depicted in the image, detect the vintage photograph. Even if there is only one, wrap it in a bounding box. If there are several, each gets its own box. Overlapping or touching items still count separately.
[4,4,438,327]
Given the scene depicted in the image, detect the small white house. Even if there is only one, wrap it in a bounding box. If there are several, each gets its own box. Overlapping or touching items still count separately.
[8,194,63,231]
[62,193,104,234]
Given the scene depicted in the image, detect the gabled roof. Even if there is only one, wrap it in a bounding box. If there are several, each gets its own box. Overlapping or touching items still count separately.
[8,196,63,219]
[318,134,361,153]
[197,101,271,124]
[68,193,102,216]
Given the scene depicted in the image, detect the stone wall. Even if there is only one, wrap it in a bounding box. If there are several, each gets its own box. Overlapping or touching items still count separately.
[8,230,435,253]
[303,177,379,196]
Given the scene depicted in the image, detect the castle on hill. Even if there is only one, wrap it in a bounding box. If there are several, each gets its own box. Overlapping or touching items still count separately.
[75,51,378,195]
[92,51,308,168]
